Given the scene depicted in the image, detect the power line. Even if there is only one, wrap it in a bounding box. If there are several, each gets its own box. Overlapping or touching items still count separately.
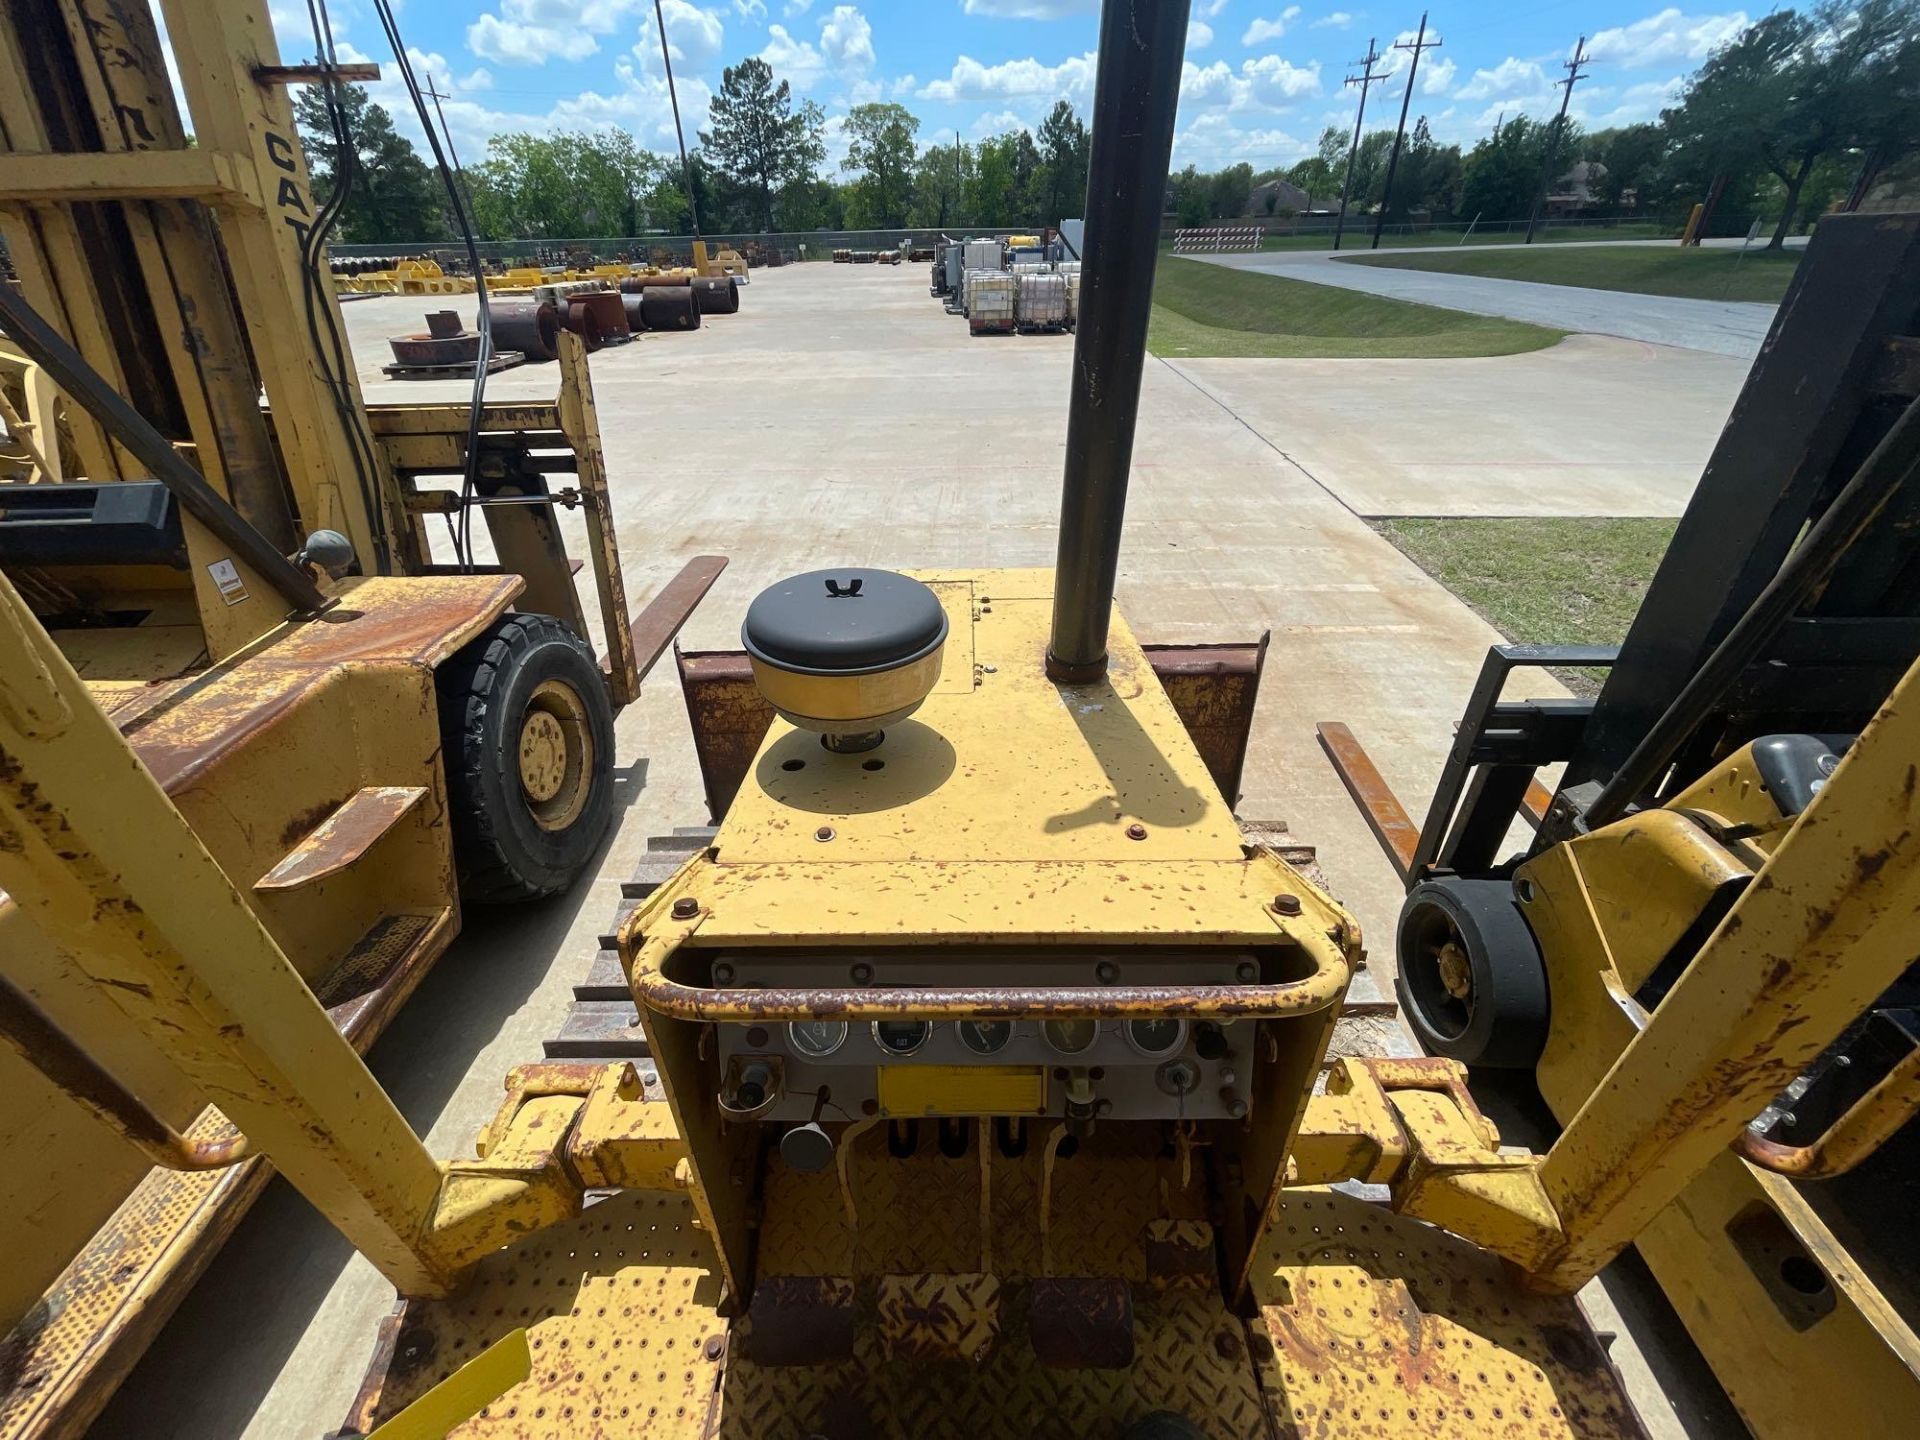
[1333,37,1389,252]
[1523,34,1589,243]
[1372,13,1443,250]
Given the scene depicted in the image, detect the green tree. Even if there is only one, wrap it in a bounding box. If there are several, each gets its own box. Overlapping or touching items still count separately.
[1585,123,1666,210]
[292,83,447,243]
[970,133,1019,225]
[1460,116,1571,223]
[1285,126,1348,207]
[1206,161,1254,218]
[1035,100,1089,226]
[841,102,919,228]
[1389,117,1463,222]
[912,138,974,228]
[700,58,825,233]
[1662,0,1920,248]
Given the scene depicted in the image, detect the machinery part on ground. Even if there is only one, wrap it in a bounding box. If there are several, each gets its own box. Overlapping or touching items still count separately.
[436,613,617,903]
[488,296,561,362]
[559,297,606,351]
[1395,877,1549,1069]
[740,568,948,750]
[691,275,739,314]
[639,285,701,331]
[567,290,629,343]
[621,293,648,333]
[386,320,482,369]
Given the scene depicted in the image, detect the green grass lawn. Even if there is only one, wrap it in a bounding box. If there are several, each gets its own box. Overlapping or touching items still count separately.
[1148,255,1564,360]
[1339,242,1802,304]
[1375,517,1678,693]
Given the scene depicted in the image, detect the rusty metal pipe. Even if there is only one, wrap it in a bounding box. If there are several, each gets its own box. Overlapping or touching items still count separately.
[0,973,251,1172]
[1735,1041,1920,1179]
[634,965,1347,1025]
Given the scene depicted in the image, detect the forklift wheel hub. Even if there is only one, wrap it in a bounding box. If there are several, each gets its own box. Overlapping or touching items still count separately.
[518,679,592,830]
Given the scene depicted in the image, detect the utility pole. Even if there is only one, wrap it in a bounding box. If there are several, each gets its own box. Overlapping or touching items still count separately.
[653,0,702,241]
[421,78,476,231]
[1334,38,1388,252]
[1371,14,1441,250]
[1523,35,1589,244]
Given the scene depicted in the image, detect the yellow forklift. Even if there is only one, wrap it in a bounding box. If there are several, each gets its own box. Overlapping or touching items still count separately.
[3,2,1918,1438]
[0,2,720,1434]
[1322,213,1920,1435]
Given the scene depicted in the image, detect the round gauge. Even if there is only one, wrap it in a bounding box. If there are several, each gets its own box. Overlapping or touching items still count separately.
[1126,1018,1186,1059]
[788,1019,848,1059]
[872,1020,932,1056]
[1043,1018,1098,1055]
[958,1019,1013,1056]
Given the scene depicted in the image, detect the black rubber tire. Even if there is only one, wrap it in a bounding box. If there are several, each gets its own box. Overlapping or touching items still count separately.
[1395,876,1549,1069]
[437,613,614,904]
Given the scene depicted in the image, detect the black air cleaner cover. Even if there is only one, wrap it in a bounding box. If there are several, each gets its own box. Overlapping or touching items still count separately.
[742,568,948,676]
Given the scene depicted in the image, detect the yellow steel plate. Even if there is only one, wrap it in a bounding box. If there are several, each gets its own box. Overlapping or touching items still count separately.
[354,1189,727,1436]
[716,568,1246,864]
[1250,1188,1645,1438]
[876,1064,1046,1116]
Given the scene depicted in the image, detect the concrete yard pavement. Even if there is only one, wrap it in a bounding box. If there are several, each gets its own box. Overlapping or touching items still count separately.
[1167,334,1746,517]
[1197,245,1781,358]
[92,264,1740,1439]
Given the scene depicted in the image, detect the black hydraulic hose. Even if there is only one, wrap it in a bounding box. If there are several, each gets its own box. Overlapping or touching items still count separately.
[0,282,327,612]
[1584,390,1920,830]
[371,0,492,572]
[1046,0,1192,682]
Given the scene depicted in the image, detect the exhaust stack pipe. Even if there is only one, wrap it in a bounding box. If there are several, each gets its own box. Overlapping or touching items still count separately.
[1046,0,1193,683]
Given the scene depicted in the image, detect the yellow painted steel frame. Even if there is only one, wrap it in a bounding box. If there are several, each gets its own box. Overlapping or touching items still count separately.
[1512,720,1920,1435]
[0,570,519,1440]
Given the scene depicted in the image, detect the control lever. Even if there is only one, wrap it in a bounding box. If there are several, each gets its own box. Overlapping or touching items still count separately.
[779,1088,836,1172]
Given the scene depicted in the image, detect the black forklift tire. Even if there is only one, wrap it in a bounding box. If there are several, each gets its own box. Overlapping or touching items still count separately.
[437,613,614,904]
[1394,877,1549,1069]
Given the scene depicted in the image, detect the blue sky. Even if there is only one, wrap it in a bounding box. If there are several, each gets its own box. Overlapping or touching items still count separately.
[247,1,1757,173]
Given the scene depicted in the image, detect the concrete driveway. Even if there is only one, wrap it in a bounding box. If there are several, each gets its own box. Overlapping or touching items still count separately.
[1196,245,1781,359]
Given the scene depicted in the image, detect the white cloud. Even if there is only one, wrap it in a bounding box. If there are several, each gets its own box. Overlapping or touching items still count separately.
[1242,52,1322,102]
[1242,7,1303,46]
[760,23,826,86]
[819,5,874,75]
[960,0,1096,15]
[1579,75,1687,127]
[1189,20,1214,50]
[1588,9,1748,69]
[631,0,725,74]
[918,52,1097,104]
[1422,55,1456,95]
[757,3,872,91]
[1179,52,1323,116]
[1198,0,1231,16]
[1174,110,1310,168]
[1311,10,1353,28]
[970,107,1029,138]
[783,0,813,13]
[465,0,648,66]
[1455,56,1549,103]
[734,0,766,17]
